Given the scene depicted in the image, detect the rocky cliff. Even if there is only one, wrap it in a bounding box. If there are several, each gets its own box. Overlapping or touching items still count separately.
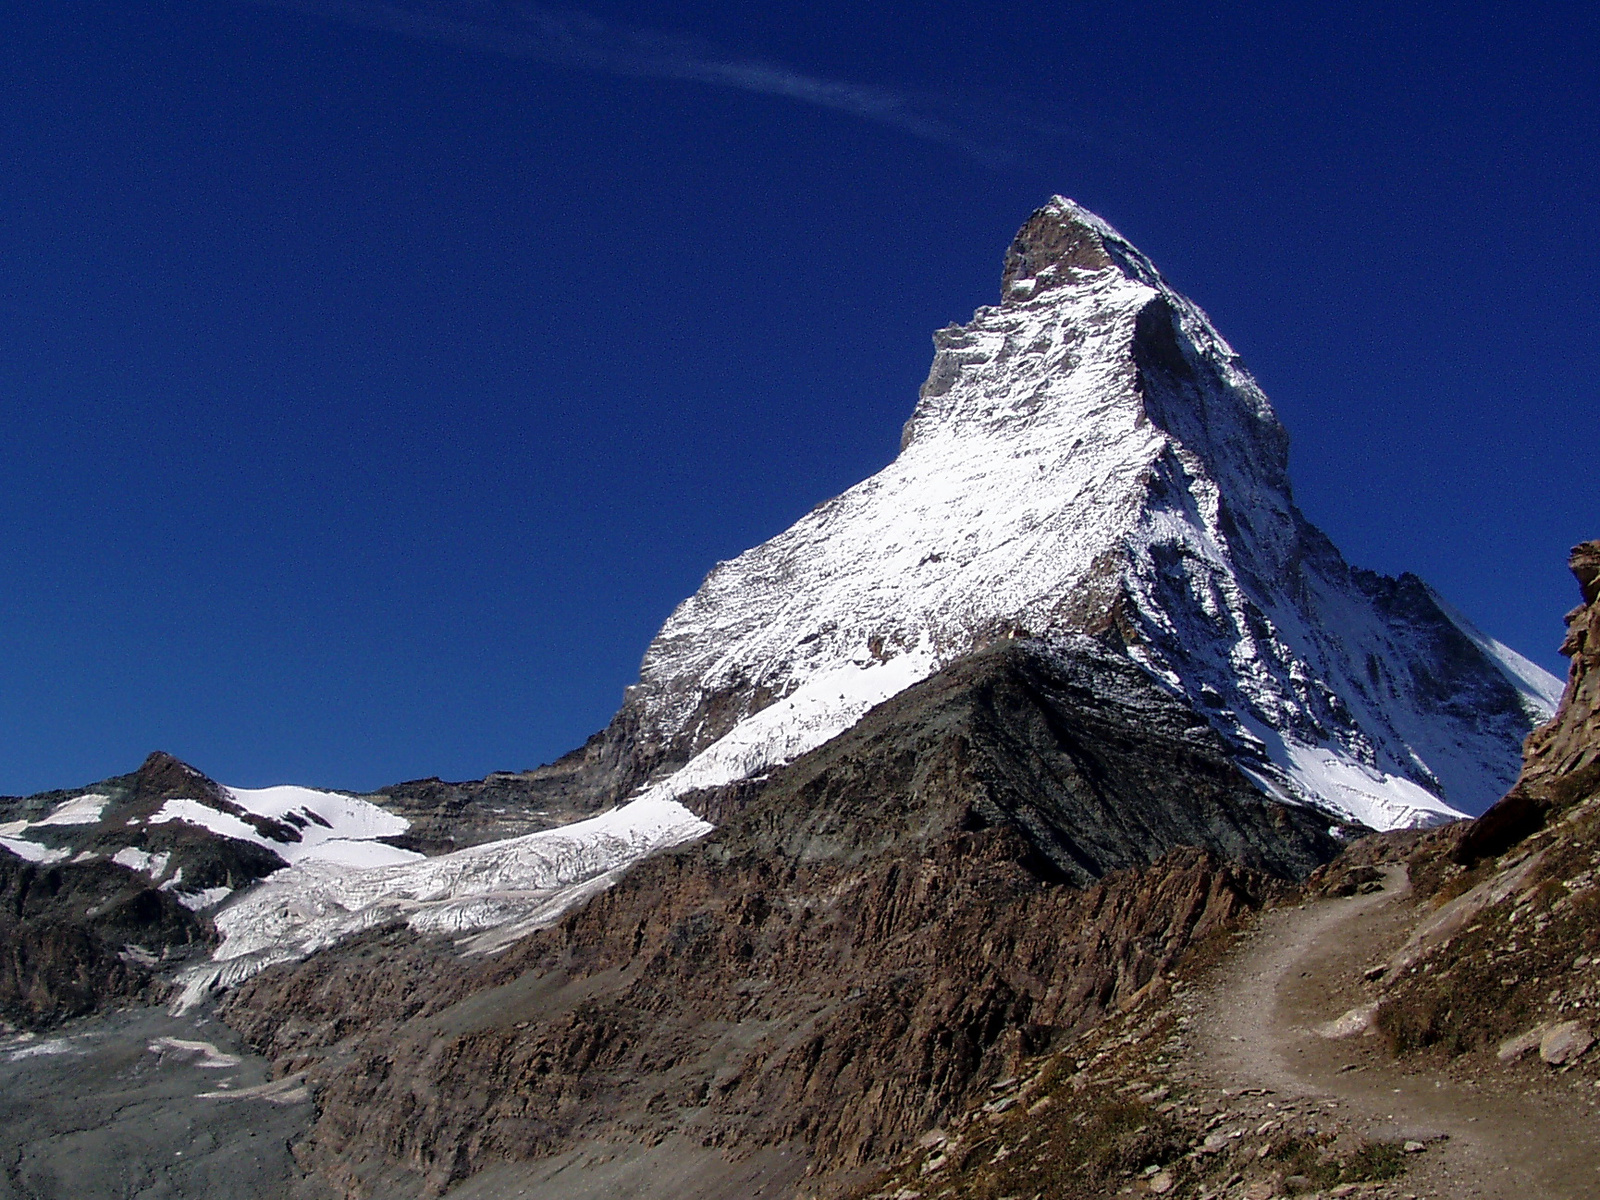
[1456,540,1600,860]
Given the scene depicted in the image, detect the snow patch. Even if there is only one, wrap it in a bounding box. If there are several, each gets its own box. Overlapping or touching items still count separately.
[150,784,412,866]
[173,886,234,911]
[112,846,172,879]
[34,793,110,826]
[295,839,422,868]
[648,642,940,803]
[147,1037,241,1069]
[1277,742,1465,831]
[4,1037,84,1062]
[0,836,70,865]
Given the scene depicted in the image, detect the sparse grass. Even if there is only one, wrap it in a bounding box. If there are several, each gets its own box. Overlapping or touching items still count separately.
[905,1093,1188,1200]
[1345,1139,1409,1181]
[1269,1134,1408,1190]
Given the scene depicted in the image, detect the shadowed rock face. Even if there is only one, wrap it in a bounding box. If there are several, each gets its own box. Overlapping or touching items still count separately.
[220,638,1340,1199]
[687,636,1341,884]
[372,758,616,855]
[1458,540,1600,862]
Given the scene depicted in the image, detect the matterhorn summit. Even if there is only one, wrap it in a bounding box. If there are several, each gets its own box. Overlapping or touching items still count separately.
[616,197,1559,830]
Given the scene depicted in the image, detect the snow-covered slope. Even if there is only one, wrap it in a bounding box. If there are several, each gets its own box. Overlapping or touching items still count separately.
[150,784,418,867]
[613,197,1559,830]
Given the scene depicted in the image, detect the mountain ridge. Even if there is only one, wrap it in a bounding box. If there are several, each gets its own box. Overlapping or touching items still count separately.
[592,197,1557,832]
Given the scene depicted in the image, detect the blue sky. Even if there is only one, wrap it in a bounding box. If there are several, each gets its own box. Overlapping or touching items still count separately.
[2,1,1595,795]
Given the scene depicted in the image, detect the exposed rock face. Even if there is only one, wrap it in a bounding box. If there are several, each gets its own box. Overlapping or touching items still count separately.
[583,198,1557,830]
[373,752,616,855]
[0,857,189,1026]
[1458,540,1600,861]
[221,637,1338,1198]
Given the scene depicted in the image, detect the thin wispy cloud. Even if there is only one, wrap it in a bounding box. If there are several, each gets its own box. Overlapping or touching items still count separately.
[248,0,1032,163]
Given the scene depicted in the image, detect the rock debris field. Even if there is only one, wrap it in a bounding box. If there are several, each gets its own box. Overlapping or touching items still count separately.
[0,1004,310,1199]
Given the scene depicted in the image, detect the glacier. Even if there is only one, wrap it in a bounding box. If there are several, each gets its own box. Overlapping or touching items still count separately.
[173,791,710,1009]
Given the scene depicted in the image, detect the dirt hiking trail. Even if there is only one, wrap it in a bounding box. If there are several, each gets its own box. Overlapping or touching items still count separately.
[1193,866,1600,1198]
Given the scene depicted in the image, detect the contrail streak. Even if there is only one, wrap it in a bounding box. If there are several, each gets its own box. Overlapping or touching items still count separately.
[246,0,1021,162]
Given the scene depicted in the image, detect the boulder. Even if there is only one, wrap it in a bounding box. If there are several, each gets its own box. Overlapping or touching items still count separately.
[1497,1024,1550,1063]
[1539,1021,1594,1065]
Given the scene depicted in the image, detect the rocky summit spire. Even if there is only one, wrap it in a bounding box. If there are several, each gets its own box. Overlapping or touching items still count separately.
[1001,198,1121,297]
[600,199,1561,830]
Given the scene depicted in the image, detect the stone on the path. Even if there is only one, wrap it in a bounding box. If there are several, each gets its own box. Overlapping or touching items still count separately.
[1316,1002,1378,1039]
[1403,1139,1426,1152]
[1149,1168,1175,1194]
[1539,1021,1594,1065]
[1497,1024,1550,1062]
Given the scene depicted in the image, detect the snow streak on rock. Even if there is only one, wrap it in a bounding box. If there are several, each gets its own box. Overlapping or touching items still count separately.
[615,197,1559,830]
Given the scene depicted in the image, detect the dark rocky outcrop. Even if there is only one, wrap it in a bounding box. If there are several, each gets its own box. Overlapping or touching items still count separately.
[0,856,203,1026]
[221,637,1341,1198]
[373,753,616,855]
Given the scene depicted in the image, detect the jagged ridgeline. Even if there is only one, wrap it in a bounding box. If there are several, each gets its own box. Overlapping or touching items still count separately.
[0,200,1565,1200]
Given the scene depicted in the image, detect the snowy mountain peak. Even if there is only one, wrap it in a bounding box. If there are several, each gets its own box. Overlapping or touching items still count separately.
[605,200,1559,832]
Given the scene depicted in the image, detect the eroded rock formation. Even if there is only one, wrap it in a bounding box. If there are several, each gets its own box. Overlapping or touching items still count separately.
[1458,540,1600,861]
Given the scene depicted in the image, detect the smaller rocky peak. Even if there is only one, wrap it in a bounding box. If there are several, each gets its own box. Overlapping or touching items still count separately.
[130,751,224,806]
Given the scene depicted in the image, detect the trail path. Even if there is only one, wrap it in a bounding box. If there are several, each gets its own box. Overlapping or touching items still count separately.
[1193,866,1600,1198]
